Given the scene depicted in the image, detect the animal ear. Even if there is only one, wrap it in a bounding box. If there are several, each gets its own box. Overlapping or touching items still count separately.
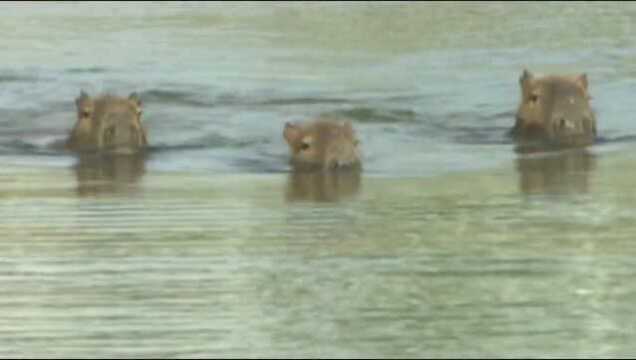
[75,90,91,109]
[519,69,536,100]
[519,69,534,88]
[575,73,588,92]
[129,92,142,107]
[283,122,302,144]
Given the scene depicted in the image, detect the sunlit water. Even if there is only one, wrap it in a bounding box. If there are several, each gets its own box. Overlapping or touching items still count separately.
[2,2,636,358]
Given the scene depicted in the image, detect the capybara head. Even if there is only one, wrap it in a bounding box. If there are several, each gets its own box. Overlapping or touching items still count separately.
[283,118,361,171]
[66,91,148,154]
[512,69,596,148]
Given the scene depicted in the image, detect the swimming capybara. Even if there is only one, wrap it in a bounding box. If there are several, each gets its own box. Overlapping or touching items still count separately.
[511,69,596,150]
[283,118,361,171]
[65,91,148,154]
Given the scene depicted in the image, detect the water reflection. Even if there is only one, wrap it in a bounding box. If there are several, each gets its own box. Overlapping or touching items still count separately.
[516,149,596,195]
[285,169,361,203]
[73,153,147,196]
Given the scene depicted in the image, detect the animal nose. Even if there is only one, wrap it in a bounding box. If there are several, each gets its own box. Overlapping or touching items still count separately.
[559,117,567,129]
[104,124,140,146]
[553,114,575,131]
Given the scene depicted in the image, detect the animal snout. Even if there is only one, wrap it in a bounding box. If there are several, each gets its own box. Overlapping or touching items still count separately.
[103,124,141,148]
[558,117,570,130]
[329,159,352,170]
[326,143,360,170]
[552,114,578,133]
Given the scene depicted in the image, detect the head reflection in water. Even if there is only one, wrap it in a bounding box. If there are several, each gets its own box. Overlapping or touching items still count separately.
[74,154,147,197]
[285,169,361,203]
[516,149,596,195]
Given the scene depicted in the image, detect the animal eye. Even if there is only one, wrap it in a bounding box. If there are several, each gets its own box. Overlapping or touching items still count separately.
[300,142,310,151]
[529,94,539,103]
[81,110,91,118]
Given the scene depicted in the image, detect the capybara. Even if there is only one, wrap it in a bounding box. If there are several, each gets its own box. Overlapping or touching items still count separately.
[66,91,148,154]
[511,69,596,149]
[283,118,361,171]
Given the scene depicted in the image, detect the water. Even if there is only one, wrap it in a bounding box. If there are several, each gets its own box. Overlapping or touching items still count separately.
[2,2,636,358]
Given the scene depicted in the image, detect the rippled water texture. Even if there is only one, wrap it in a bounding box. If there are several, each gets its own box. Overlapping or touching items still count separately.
[2,2,636,358]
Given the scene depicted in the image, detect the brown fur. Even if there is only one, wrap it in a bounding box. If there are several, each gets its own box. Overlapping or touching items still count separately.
[66,91,148,154]
[283,117,361,171]
[512,69,596,149]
